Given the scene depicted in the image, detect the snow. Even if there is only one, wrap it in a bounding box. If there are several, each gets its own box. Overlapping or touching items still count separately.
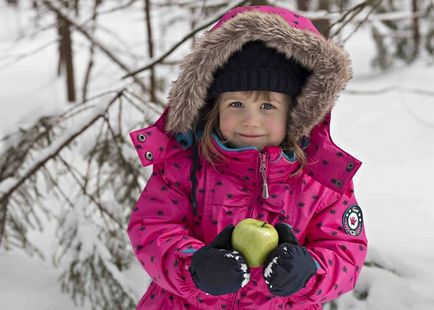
[0,250,90,310]
[1,1,434,309]
[264,256,278,279]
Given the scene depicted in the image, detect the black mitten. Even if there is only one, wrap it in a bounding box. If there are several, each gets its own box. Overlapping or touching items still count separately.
[189,225,251,295]
[263,223,317,296]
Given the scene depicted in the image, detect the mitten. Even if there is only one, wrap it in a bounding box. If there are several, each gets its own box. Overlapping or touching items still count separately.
[189,225,251,295]
[263,223,317,296]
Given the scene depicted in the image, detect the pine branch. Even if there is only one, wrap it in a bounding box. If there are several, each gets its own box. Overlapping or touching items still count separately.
[56,154,122,229]
[0,90,124,219]
[53,203,136,309]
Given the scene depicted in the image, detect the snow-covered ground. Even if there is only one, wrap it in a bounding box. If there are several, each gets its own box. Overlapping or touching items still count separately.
[1,2,434,309]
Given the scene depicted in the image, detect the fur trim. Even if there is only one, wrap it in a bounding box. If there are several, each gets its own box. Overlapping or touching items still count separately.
[165,10,352,143]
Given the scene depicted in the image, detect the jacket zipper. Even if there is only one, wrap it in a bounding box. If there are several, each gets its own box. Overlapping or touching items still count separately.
[259,152,269,199]
[231,152,269,310]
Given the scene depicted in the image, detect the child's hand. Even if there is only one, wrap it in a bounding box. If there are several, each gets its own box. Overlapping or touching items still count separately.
[189,225,251,296]
[263,223,317,296]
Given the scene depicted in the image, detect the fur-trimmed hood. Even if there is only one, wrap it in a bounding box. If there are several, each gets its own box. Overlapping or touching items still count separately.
[164,6,352,144]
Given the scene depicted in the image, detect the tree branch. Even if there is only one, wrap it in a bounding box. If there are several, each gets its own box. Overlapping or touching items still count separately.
[0,90,125,207]
[328,0,370,38]
[345,86,434,96]
[342,0,383,43]
[41,0,147,92]
[56,154,121,229]
[121,0,249,79]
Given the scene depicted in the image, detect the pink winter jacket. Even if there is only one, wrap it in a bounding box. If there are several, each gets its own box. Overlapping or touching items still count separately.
[128,5,368,310]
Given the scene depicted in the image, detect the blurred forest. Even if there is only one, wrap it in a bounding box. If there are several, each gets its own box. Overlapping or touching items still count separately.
[1,0,433,309]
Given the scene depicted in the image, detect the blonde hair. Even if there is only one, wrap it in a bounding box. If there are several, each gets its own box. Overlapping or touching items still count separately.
[197,90,306,176]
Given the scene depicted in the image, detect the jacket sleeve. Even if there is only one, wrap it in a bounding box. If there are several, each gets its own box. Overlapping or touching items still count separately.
[127,161,204,299]
[287,180,368,304]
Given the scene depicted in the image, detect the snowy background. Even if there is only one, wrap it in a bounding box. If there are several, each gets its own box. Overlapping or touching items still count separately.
[1,1,434,309]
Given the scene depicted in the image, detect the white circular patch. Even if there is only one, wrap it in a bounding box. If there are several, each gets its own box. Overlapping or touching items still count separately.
[342,205,363,236]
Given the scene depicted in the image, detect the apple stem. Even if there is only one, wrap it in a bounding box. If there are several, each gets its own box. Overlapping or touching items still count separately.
[261,222,267,227]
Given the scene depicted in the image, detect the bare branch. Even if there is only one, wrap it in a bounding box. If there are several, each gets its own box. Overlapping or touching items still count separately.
[345,86,434,96]
[328,0,370,38]
[122,0,249,79]
[0,39,58,72]
[79,0,139,27]
[82,0,100,102]
[41,0,147,92]
[280,5,429,24]
[342,0,383,43]
[144,0,157,102]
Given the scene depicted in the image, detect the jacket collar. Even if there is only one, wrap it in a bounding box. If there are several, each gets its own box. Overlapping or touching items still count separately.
[129,109,362,195]
[208,133,303,182]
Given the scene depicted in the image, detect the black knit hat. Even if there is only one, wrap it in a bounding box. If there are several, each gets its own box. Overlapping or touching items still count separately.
[207,40,311,101]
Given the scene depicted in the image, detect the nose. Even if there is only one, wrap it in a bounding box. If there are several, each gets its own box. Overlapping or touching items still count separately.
[241,109,261,127]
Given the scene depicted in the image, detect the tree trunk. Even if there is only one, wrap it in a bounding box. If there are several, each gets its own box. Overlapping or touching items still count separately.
[6,0,18,5]
[250,0,269,5]
[74,0,79,16]
[56,1,76,102]
[56,14,64,76]
[191,6,196,48]
[411,0,420,58]
[0,199,7,247]
[315,0,331,38]
[296,0,309,11]
[59,16,76,102]
[82,0,100,102]
[144,0,156,103]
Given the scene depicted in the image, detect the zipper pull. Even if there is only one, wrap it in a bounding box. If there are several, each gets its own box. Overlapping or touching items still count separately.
[260,153,269,199]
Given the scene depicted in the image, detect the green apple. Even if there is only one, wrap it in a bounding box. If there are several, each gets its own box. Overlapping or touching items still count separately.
[231,218,278,267]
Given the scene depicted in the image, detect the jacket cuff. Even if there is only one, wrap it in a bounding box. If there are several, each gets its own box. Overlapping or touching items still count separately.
[173,242,204,297]
[177,252,201,298]
[286,272,321,303]
[286,250,325,303]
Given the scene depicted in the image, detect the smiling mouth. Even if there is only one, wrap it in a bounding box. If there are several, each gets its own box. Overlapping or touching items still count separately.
[238,134,264,138]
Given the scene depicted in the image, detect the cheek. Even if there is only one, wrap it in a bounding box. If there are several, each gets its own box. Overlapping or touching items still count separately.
[219,112,236,133]
[269,115,288,138]
[274,124,287,138]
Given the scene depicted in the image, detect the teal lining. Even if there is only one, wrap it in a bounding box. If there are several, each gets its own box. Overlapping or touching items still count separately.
[282,150,296,162]
[175,130,309,163]
[181,248,198,254]
[212,133,258,151]
[175,130,203,150]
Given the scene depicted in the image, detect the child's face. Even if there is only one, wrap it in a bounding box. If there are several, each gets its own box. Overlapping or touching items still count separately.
[218,91,291,151]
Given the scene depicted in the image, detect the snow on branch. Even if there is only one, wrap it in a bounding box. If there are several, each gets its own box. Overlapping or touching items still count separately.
[0,90,124,205]
[53,200,136,308]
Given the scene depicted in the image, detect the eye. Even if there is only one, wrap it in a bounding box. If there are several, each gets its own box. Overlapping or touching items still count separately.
[229,101,243,108]
[261,103,275,110]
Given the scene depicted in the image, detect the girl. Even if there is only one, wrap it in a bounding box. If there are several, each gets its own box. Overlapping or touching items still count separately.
[128,5,367,310]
